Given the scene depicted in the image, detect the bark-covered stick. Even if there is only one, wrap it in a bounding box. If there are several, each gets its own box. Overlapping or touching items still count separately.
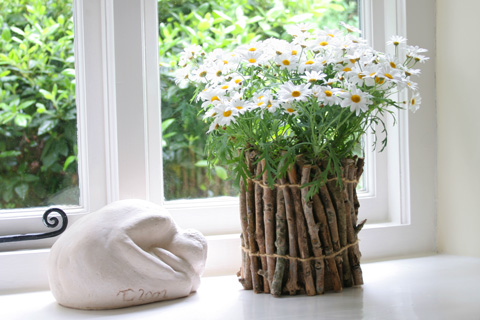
[271,187,287,297]
[246,151,261,293]
[261,159,276,288]
[254,162,269,293]
[300,165,325,294]
[238,178,252,289]
[279,176,300,295]
[325,164,353,288]
[316,168,344,284]
[312,194,343,292]
[287,165,316,296]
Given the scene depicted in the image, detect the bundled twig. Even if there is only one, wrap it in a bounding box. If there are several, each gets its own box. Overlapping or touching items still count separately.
[238,156,365,296]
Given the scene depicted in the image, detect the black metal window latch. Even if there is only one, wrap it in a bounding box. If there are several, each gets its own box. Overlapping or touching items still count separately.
[0,208,68,243]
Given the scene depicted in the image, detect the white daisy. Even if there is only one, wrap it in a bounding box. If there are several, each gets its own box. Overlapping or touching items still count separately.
[278,82,312,102]
[300,70,327,83]
[409,92,422,112]
[340,87,373,115]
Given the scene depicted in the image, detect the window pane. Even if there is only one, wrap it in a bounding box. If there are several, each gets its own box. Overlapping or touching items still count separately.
[159,0,359,200]
[0,1,78,209]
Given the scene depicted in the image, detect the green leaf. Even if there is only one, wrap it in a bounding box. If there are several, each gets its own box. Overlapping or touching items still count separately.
[198,20,211,31]
[18,100,35,110]
[39,89,54,101]
[195,160,208,167]
[14,114,31,127]
[0,151,21,158]
[213,10,233,22]
[1,28,11,41]
[14,183,29,200]
[162,118,175,132]
[10,26,25,36]
[38,119,59,135]
[215,166,228,180]
[63,155,77,171]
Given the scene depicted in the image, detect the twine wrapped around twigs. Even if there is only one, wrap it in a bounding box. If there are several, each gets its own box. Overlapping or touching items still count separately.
[237,153,365,296]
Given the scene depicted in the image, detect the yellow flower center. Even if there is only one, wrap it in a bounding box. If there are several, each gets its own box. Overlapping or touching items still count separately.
[292,90,301,97]
[286,108,295,113]
[211,112,217,117]
[385,73,393,79]
[257,95,264,100]
[390,61,397,68]
[305,60,314,65]
[358,73,365,79]
[350,59,357,64]
[351,95,361,103]
[199,71,207,77]
[328,33,335,37]
[291,50,297,55]
[375,77,385,84]
[309,78,317,83]
[320,41,329,46]
[257,102,264,107]
[411,98,416,105]
[248,58,256,63]
[236,106,243,110]
[223,110,232,117]
[235,79,242,84]
[249,47,257,51]
[282,60,290,66]
[211,96,220,102]
[223,60,228,64]
[216,71,222,77]
[343,67,352,72]
[267,103,272,108]
[325,90,333,97]
[221,85,229,89]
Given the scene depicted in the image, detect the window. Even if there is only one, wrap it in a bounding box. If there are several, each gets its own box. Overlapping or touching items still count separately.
[0,0,436,291]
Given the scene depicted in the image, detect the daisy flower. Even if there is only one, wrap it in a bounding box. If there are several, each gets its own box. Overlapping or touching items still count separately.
[212,104,239,127]
[228,96,252,114]
[300,70,327,83]
[278,82,312,102]
[275,52,299,71]
[241,50,264,67]
[408,92,422,112]
[387,35,407,47]
[199,87,225,109]
[340,21,362,34]
[285,23,317,37]
[281,101,298,115]
[340,87,373,115]
[316,86,342,106]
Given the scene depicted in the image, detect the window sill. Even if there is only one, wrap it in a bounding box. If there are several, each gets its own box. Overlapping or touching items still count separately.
[1,254,479,319]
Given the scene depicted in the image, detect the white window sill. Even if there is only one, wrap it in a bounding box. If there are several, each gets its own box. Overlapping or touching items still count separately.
[1,254,479,319]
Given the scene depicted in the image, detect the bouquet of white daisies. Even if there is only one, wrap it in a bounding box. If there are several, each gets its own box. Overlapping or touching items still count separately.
[176,22,428,190]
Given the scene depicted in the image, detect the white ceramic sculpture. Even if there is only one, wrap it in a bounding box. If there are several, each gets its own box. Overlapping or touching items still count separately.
[48,199,208,310]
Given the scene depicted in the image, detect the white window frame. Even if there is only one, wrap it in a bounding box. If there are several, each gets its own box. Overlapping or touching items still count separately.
[0,0,436,291]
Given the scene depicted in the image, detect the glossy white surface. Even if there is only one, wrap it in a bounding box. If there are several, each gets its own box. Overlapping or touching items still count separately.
[1,255,479,320]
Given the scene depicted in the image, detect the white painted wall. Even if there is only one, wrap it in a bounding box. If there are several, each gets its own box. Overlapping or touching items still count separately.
[437,0,480,257]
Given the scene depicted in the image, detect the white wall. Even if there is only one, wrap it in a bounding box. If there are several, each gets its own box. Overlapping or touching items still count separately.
[437,0,480,257]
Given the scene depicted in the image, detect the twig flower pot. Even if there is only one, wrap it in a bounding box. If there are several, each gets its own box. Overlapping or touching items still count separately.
[237,151,366,296]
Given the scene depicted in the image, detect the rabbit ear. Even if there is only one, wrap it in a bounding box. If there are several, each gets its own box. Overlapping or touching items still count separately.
[48,199,207,310]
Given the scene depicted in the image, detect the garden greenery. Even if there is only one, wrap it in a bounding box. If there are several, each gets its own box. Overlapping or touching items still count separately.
[177,23,428,198]
[0,0,77,209]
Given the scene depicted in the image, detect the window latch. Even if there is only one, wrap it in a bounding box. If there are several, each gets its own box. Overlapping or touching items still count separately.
[0,208,68,243]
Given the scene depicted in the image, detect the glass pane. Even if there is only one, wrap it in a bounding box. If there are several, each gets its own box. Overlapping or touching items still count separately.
[159,0,359,200]
[0,1,79,209]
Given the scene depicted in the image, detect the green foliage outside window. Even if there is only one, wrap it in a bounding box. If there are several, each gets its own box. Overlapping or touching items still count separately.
[0,0,77,209]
